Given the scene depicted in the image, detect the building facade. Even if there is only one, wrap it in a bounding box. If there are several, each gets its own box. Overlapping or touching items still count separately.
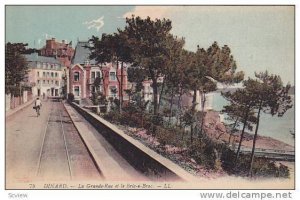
[24,53,64,97]
[40,38,75,68]
[69,41,128,101]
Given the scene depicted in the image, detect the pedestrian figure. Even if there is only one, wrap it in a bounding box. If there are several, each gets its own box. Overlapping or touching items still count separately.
[34,97,42,117]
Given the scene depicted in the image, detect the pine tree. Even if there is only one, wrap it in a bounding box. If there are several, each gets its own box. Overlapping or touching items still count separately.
[222,89,257,162]
[244,71,293,176]
[123,16,173,115]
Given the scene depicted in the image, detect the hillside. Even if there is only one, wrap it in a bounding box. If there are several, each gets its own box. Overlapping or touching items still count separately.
[202,111,294,151]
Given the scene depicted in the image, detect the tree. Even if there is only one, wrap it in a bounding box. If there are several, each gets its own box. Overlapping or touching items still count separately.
[124,15,172,115]
[244,71,293,176]
[88,34,113,96]
[199,42,244,135]
[180,108,197,143]
[5,42,29,95]
[157,35,185,113]
[221,90,259,166]
[115,30,134,107]
[184,42,244,142]
[89,30,133,113]
[221,103,256,145]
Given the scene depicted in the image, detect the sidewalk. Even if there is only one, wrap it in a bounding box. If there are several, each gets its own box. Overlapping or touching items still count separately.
[6,97,36,118]
[65,102,199,182]
[63,102,149,181]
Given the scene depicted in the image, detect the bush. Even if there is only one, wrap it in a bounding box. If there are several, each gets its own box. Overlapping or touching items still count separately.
[188,139,217,170]
[103,111,122,123]
[221,149,290,178]
[68,93,74,102]
[90,92,99,105]
[156,127,185,148]
[156,127,175,146]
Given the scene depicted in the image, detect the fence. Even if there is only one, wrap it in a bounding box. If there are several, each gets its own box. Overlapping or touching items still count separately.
[6,91,33,111]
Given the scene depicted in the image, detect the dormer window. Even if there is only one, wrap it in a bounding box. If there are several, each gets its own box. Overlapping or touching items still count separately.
[84,59,90,66]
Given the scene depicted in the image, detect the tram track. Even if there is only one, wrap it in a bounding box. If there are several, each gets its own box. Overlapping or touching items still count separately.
[58,108,73,179]
[35,100,101,181]
[36,101,53,177]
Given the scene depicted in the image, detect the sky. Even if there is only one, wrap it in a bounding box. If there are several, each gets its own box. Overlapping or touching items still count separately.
[5,5,295,85]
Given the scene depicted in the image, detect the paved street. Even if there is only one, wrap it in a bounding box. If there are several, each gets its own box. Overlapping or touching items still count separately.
[6,99,149,188]
[6,99,102,185]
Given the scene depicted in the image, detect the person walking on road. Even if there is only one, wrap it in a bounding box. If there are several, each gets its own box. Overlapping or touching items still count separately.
[34,97,42,117]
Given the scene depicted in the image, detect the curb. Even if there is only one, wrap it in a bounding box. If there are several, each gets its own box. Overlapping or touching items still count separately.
[62,102,109,179]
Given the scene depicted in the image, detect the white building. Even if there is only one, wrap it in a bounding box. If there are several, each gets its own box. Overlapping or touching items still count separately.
[181,90,214,111]
[24,53,63,97]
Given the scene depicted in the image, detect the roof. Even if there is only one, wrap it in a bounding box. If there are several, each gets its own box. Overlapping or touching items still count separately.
[23,53,61,65]
[72,41,96,65]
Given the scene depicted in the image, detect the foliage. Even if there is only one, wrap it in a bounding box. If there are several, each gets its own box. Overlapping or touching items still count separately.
[88,28,134,113]
[5,42,29,95]
[68,93,74,102]
[221,90,257,161]
[221,148,290,178]
[221,72,293,176]
[245,71,292,176]
[123,16,174,115]
[188,139,217,169]
[91,92,100,105]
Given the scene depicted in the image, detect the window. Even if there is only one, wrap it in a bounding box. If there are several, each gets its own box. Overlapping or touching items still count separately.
[37,62,41,68]
[91,71,101,83]
[110,86,117,98]
[91,71,95,82]
[47,80,50,84]
[43,72,46,77]
[47,63,51,69]
[74,86,80,96]
[47,72,50,77]
[51,72,54,77]
[37,80,40,84]
[109,71,116,81]
[55,81,59,85]
[55,72,58,77]
[74,72,80,82]
[42,63,46,69]
[37,71,40,77]
[51,80,54,84]
[43,80,45,84]
[96,71,101,78]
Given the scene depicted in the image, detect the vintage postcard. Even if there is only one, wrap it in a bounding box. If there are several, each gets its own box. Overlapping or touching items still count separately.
[5,5,295,192]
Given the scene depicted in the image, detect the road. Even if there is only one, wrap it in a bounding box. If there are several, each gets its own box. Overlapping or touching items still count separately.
[6,99,148,188]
